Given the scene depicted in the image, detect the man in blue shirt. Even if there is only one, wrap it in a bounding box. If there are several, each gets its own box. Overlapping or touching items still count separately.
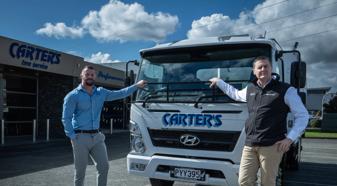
[62,65,146,186]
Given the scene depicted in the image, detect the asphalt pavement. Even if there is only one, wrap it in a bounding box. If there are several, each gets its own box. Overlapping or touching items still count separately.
[0,132,336,186]
[0,132,149,186]
[284,138,337,186]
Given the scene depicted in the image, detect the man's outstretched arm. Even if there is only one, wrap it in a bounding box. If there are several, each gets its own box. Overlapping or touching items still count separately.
[209,77,247,102]
[104,80,147,101]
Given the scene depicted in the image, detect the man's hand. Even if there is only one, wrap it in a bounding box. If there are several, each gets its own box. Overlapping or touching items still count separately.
[209,77,221,88]
[275,138,293,153]
[136,80,147,88]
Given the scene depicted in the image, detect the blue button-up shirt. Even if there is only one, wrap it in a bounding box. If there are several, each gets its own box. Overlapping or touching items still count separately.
[62,84,138,139]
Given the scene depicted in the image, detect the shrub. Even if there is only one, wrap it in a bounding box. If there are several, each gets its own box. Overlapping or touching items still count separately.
[323,95,337,113]
[308,119,321,128]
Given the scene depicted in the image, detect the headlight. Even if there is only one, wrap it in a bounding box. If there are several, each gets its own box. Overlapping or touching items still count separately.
[130,121,146,154]
[131,136,146,153]
[130,120,141,136]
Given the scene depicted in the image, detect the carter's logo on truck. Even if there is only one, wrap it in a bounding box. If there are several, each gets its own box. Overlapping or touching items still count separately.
[162,113,222,128]
[9,42,61,70]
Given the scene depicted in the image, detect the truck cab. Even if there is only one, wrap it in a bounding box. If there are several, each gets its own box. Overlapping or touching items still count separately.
[127,35,306,186]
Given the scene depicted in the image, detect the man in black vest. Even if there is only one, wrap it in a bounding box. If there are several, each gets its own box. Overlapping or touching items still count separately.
[209,56,309,186]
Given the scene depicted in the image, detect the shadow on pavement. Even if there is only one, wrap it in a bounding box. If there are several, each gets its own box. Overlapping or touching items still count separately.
[284,162,337,186]
[0,132,131,179]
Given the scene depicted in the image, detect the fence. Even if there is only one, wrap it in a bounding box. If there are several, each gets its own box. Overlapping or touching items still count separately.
[0,118,118,145]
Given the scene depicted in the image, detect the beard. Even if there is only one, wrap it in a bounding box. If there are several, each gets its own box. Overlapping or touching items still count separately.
[85,79,95,86]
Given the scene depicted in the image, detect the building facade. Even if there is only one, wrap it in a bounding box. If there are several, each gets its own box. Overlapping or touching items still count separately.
[307,87,331,112]
[0,35,127,140]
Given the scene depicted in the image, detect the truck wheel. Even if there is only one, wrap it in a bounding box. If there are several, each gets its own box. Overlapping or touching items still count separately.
[286,140,301,170]
[149,178,174,186]
[276,157,285,186]
[275,166,283,186]
[288,146,300,170]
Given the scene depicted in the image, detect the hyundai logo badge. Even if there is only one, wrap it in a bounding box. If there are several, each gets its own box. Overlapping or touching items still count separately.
[180,134,200,146]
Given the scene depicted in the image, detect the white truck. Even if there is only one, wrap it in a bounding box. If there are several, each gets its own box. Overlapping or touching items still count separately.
[126,34,306,186]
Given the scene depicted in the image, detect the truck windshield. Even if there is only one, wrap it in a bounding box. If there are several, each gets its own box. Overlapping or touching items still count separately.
[136,45,270,103]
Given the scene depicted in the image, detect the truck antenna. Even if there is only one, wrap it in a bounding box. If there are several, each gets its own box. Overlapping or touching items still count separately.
[293,42,299,50]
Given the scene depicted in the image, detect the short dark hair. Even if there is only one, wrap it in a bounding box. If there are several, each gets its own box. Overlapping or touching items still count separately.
[80,65,96,78]
[253,56,271,68]
[83,65,95,71]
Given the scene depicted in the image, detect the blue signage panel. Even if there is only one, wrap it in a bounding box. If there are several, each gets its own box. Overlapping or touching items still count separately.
[97,71,124,82]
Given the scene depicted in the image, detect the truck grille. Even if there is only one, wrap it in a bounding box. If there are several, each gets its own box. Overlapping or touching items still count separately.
[148,129,241,151]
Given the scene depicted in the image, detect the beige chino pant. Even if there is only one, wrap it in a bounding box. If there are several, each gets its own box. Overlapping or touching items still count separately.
[238,144,284,186]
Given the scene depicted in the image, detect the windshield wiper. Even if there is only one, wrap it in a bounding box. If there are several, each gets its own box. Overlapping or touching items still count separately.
[140,87,168,108]
[141,87,167,98]
[194,95,242,109]
[142,95,167,108]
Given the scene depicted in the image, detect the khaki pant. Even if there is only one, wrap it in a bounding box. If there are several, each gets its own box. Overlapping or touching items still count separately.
[238,144,284,186]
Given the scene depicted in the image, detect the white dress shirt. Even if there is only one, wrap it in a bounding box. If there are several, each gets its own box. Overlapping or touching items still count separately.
[216,79,309,142]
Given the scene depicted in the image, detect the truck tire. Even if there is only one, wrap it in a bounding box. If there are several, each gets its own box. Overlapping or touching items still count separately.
[149,178,174,186]
[275,166,284,186]
[286,139,301,170]
[288,144,300,170]
[276,156,286,186]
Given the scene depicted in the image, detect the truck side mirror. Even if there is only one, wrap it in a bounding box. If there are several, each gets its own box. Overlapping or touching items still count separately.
[125,76,131,86]
[298,92,306,105]
[291,61,306,88]
[130,70,135,85]
[130,70,138,101]
[125,60,138,86]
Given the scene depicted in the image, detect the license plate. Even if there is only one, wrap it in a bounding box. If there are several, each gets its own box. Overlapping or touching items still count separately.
[170,167,206,181]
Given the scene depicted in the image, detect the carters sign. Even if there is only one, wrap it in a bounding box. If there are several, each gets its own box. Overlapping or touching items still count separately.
[9,42,61,70]
[162,113,222,128]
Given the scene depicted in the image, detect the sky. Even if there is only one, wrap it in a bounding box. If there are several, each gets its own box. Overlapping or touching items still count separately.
[1,0,337,92]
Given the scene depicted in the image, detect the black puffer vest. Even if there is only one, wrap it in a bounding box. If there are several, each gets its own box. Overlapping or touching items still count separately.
[245,79,291,146]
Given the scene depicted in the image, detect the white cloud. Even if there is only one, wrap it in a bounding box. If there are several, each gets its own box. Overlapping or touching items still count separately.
[81,0,178,42]
[36,22,84,39]
[187,14,234,39]
[36,0,179,42]
[187,0,337,92]
[66,50,82,56]
[187,12,256,38]
[85,52,120,64]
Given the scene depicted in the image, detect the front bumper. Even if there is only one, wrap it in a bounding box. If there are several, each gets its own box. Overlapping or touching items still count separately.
[127,154,240,186]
